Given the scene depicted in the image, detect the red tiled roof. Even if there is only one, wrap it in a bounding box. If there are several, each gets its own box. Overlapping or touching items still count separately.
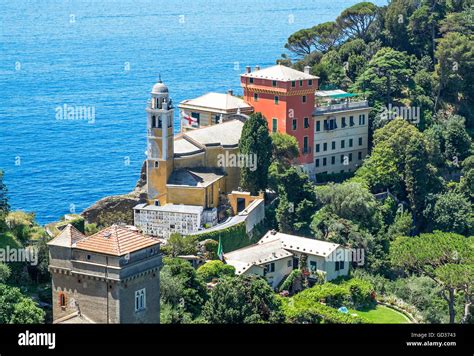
[74,225,159,256]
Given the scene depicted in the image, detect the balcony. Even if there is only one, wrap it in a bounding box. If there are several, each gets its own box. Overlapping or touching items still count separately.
[314,100,368,115]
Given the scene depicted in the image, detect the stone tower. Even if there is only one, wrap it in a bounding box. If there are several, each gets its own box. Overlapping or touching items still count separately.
[146,78,175,206]
[48,224,162,324]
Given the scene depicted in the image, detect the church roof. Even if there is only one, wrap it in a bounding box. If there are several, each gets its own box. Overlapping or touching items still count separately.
[167,167,224,187]
[241,64,319,81]
[183,119,244,147]
[73,225,159,256]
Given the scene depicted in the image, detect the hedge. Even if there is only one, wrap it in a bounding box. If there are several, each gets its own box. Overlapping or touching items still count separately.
[283,299,367,324]
[194,222,259,253]
[292,278,375,309]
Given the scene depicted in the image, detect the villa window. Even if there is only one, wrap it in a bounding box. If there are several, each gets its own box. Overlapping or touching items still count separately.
[359,137,363,146]
[349,138,353,147]
[299,80,303,87]
[249,77,254,84]
[331,156,335,165]
[274,96,279,105]
[340,155,344,163]
[331,141,335,150]
[272,80,277,87]
[191,112,200,126]
[316,144,320,153]
[308,79,313,86]
[358,151,362,160]
[135,288,146,312]
[304,117,309,128]
[302,95,307,103]
[335,261,345,271]
[309,261,317,272]
[291,81,296,87]
[349,116,354,126]
[349,153,353,162]
[316,121,321,131]
[323,120,329,130]
[323,142,327,151]
[292,119,297,130]
[341,117,346,128]
[359,114,366,125]
[315,159,320,167]
[341,140,345,149]
[272,118,278,133]
[303,136,309,153]
[254,93,258,101]
[323,157,327,166]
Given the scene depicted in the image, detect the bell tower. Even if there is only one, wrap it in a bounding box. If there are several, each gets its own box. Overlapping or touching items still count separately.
[146,77,174,206]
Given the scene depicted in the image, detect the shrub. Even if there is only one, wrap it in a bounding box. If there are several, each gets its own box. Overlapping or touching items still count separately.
[196,260,235,283]
[283,298,367,324]
[344,278,375,308]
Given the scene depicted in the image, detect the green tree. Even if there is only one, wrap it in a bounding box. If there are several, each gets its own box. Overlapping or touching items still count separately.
[315,182,382,232]
[196,260,235,283]
[383,0,418,52]
[203,275,284,323]
[0,283,45,324]
[310,21,343,53]
[390,232,473,323]
[275,167,317,236]
[352,47,413,106]
[160,257,208,320]
[434,32,474,122]
[336,2,379,42]
[239,112,272,195]
[430,191,474,235]
[161,233,197,257]
[0,263,11,283]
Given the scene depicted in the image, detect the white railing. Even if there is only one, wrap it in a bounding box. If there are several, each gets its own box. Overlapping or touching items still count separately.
[314,100,368,114]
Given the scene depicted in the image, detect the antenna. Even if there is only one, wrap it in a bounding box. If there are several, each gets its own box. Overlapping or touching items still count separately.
[158,73,162,83]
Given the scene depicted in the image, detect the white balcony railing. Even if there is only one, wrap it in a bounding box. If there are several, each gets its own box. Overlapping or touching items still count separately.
[314,100,368,115]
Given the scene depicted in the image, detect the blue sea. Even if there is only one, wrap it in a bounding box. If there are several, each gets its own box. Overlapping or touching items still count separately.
[0,0,386,225]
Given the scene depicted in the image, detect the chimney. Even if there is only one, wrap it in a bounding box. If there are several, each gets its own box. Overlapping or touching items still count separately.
[245,66,251,73]
[227,89,233,96]
[304,65,311,74]
[255,65,260,71]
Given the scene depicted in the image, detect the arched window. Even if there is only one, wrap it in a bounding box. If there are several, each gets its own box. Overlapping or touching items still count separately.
[158,117,162,129]
[59,292,66,308]
[151,116,156,128]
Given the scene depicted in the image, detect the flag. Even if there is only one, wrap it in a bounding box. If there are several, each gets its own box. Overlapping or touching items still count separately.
[182,111,198,127]
[217,236,223,261]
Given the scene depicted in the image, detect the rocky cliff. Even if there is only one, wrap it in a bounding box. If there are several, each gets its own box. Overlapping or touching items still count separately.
[80,161,148,225]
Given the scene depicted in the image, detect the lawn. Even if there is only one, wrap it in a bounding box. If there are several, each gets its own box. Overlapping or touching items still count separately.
[349,305,411,324]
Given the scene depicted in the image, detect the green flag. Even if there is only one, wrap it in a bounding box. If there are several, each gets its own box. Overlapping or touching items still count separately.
[217,236,223,260]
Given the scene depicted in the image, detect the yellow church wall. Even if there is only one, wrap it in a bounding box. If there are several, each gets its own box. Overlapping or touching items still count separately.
[167,186,206,206]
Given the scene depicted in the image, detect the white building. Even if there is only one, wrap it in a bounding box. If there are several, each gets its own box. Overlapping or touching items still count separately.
[179,92,253,131]
[134,203,207,237]
[313,90,370,176]
[224,230,350,289]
